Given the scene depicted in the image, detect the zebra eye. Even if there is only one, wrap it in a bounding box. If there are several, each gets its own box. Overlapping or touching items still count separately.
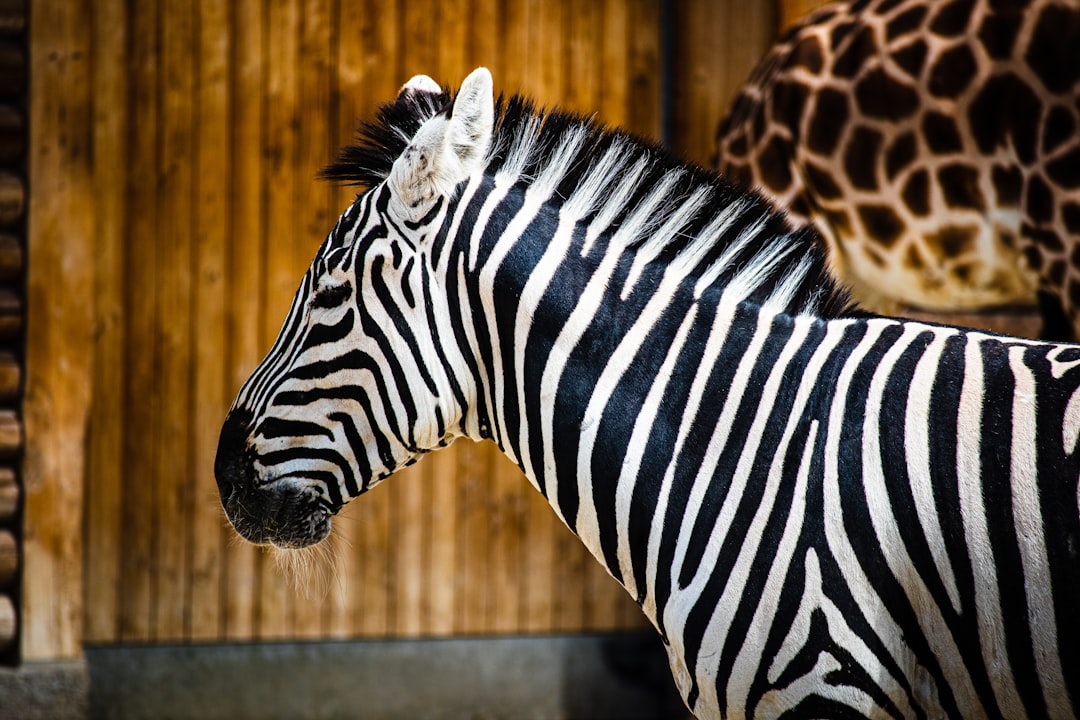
[311,281,352,309]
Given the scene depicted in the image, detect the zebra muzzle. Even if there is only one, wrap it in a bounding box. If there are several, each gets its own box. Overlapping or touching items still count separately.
[215,408,333,549]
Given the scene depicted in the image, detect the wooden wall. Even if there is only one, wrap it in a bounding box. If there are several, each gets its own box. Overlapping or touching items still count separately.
[26,0,792,657]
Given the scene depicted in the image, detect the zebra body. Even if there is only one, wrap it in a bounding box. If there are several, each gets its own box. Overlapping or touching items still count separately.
[215,68,1080,719]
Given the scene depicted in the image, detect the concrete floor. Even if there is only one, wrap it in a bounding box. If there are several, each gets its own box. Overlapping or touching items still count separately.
[0,660,89,720]
[83,633,686,720]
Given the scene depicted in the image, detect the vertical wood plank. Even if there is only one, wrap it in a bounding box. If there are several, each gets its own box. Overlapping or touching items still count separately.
[83,0,128,645]
[488,450,525,633]
[391,462,424,635]
[625,0,662,140]
[188,0,232,642]
[597,0,630,127]
[222,0,264,642]
[352,482,392,637]
[436,0,469,80]
[671,0,778,165]
[499,0,530,95]
[424,449,457,635]
[564,0,600,117]
[118,0,160,643]
[154,0,196,643]
[401,0,437,77]
[468,0,499,73]
[454,441,491,634]
[23,0,93,661]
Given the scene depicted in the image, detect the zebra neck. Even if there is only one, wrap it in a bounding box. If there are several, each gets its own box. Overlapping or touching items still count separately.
[448,183,786,601]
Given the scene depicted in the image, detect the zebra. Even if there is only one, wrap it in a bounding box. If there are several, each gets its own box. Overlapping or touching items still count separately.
[215,67,1080,719]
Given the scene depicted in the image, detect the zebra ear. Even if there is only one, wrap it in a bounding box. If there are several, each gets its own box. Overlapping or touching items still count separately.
[398,74,442,99]
[388,67,493,222]
[446,67,494,170]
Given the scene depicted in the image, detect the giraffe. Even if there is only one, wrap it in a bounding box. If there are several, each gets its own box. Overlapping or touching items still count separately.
[714,0,1080,339]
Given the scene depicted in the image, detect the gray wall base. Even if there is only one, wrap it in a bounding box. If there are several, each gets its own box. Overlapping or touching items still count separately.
[87,633,687,720]
[0,660,90,720]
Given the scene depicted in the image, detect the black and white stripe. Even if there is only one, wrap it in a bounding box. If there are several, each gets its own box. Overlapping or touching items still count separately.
[217,68,1080,719]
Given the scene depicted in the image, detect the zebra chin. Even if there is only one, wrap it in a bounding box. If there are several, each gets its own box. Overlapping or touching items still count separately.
[215,408,334,549]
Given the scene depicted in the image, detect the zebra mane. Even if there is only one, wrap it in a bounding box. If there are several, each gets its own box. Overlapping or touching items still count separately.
[322,81,860,320]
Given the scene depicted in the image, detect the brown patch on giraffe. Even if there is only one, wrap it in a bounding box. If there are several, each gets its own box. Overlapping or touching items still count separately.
[823,208,853,237]
[1070,236,1080,268]
[758,135,795,193]
[885,132,917,179]
[752,101,768,144]
[1063,203,1080,235]
[978,12,1021,60]
[805,162,843,200]
[845,126,884,190]
[886,5,928,41]
[805,6,840,27]
[721,162,753,188]
[922,111,963,154]
[905,243,925,271]
[929,0,976,36]
[1049,259,1067,288]
[999,229,1017,250]
[808,88,850,155]
[790,195,812,218]
[791,35,825,75]
[856,68,920,119]
[992,165,1023,206]
[1026,226,1065,252]
[1043,106,1076,156]
[857,204,905,246]
[902,169,931,216]
[1024,245,1044,271]
[835,26,877,79]
[726,133,749,158]
[930,225,977,258]
[831,20,858,51]
[1025,175,1055,224]
[891,40,928,78]
[1025,4,1080,94]
[969,73,1043,164]
[875,0,906,15]
[771,81,810,129]
[929,44,977,97]
[938,164,984,209]
[953,262,974,283]
[1069,279,1080,312]
[1046,147,1080,189]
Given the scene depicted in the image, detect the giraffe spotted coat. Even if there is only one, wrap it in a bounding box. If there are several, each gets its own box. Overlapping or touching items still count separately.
[714,0,1080,339]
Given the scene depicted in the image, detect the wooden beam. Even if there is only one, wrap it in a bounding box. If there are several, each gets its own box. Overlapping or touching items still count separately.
[24,0,94,661]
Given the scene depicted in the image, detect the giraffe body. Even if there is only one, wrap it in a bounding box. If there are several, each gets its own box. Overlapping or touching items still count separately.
[715,0,1080,337]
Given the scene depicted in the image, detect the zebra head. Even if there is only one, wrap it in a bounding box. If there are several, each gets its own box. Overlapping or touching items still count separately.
[215,68,495,548]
